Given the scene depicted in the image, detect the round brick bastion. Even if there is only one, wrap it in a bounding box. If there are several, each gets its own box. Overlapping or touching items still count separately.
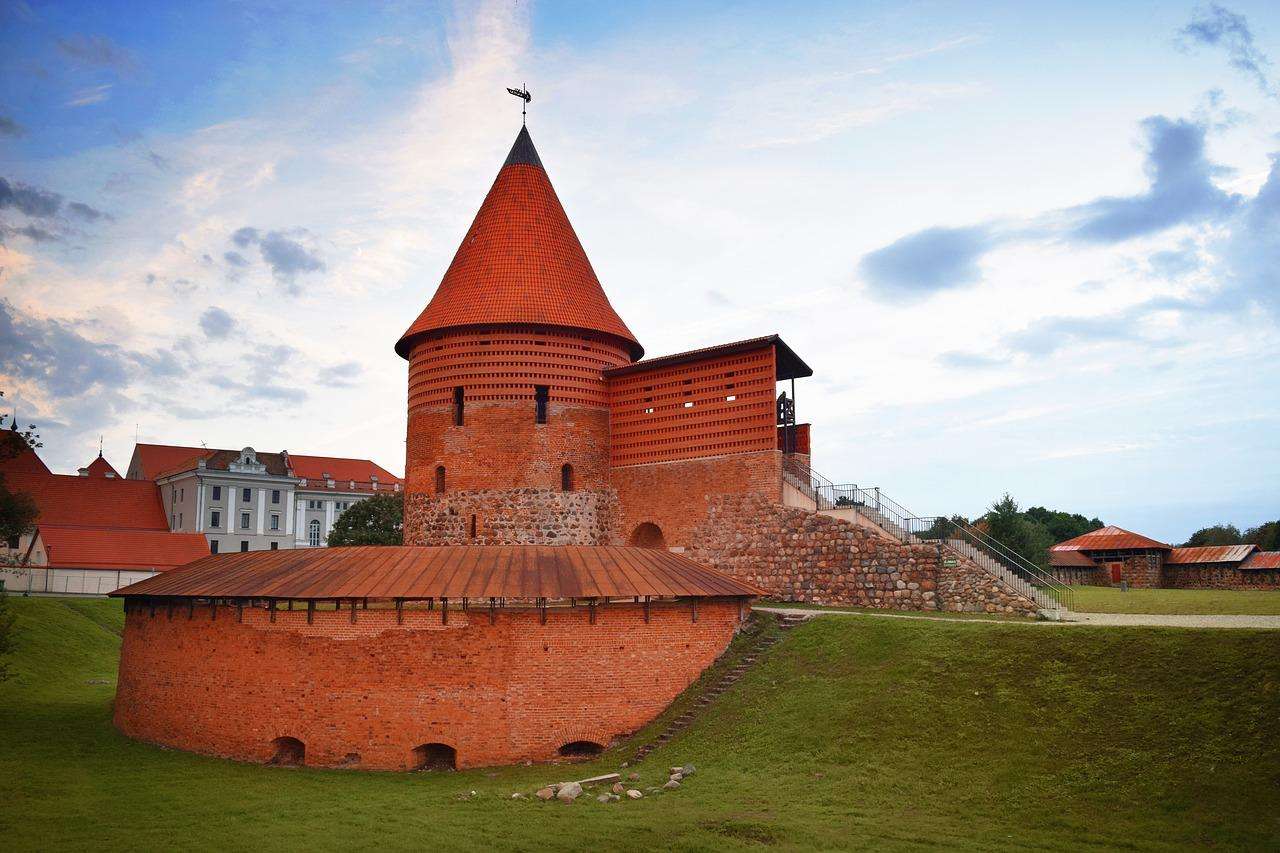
[110,545,760,771]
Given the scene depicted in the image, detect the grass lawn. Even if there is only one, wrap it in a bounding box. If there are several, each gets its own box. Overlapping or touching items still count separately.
[1,596,1278,851]
[1070,585,1280,615]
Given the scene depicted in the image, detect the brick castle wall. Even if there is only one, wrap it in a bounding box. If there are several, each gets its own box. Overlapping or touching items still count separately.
[114,599,742,770]
[687,495,1038,616]
[403,488,619,545]
[611,450,783,548]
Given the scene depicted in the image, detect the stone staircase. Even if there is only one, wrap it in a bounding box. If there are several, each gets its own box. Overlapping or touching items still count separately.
[630,612,807,763]
[781,457,1071,619]
[839,505,1063,616]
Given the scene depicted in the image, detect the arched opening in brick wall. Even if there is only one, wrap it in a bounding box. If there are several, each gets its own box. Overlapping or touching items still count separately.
[561,463,574,492]
[412,742,457,771]
[269,736,305,767]
[558,740,604,759]
[628,522,666,549]
[435,465,446,494]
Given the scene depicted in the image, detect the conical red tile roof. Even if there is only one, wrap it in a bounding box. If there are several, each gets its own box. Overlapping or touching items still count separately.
[395,126,642,359]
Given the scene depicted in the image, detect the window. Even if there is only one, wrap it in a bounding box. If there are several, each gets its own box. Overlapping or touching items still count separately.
[307,500,322,510]
[180,488,184,502]
[240,541,249,552]
[242,487,252,503]
[561,463,574,492]
[535,385,549,424]
[211,510,221,529]
[240,512,250,529]
[210,540,219,555]
[453,386,465,426]
[270,542,279,550]
[178,512,183,528]
[308,519,321,547]
[212,485,222,501]
[6,534,20,549]
[271,489,281,504]
[270,514,280,531]
[435,465,446,495]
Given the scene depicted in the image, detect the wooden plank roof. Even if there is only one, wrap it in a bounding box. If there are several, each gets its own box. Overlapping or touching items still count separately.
[109,545,765,600]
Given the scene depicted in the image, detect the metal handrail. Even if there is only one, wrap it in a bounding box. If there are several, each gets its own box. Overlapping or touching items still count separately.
[809,477,1073,613]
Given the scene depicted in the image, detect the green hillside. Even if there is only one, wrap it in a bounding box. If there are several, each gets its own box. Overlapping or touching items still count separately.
[1,596,1277,851]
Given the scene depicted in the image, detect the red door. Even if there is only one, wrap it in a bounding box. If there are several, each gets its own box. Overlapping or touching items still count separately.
[1108,562,1123,583]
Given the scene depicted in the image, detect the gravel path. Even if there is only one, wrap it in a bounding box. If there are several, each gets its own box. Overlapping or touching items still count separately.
[754,606,1280,630]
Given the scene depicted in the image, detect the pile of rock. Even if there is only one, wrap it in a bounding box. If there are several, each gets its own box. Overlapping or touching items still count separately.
[525,765,695,804]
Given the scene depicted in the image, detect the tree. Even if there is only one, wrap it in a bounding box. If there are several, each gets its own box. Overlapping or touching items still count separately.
[1182,524,1242,547]
[0,400,41,551]
[983,493,1055,569]
[1024,506,1103,543]
[327,493,403,546]
[1243,520,1280,551]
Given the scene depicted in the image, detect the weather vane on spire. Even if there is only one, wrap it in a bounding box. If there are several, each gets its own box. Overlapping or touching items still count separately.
[506,83,531,126]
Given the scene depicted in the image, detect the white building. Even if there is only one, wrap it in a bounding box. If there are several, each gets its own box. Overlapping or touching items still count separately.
[127,443,402,553]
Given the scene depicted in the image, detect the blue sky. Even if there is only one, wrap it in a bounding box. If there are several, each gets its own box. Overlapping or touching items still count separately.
[1,0,1277,543]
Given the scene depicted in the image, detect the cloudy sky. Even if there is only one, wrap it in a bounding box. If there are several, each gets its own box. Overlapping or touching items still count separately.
[1,0,1277,541]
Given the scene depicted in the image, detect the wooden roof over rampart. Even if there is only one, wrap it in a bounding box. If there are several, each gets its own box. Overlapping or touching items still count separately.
[110,545,764,601]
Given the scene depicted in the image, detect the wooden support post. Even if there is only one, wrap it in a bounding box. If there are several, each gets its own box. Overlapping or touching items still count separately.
[166,602,174,621]
[349,598,357,624]
[211,600,218,621]
[187,599,194,619]
[362,597,368,610]
[307,600,315,625]
[269,599,277,623]
[236,601,243,623]
[462,597,468,612]
[589,598,597,625]
[539,597,547,625]
[643,596,651,624]
[396,598,404,625]
[428,597,434,611]
[287,600,294,611]
[441,597,449,625]
[489,597,496,625]
[691,598,698,623]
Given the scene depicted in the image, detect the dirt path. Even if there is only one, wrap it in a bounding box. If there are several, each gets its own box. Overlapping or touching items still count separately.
[754,606,1280,630]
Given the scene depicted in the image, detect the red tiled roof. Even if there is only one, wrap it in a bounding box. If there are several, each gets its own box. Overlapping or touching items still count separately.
[1243,551,1280,570]
[112,545,764,600]
[135,444,402,483]
[83,455,120,478]
[1049,549,1096,567]
[395,127,642,360]
[603,334,814,381]
[1166,544,1258,565]
[0,430,52,475]
[287,454,401,484]
[6,471,168,530]
[1051,525,1170,552]
[39,524,209,571]
[129,443,213,479]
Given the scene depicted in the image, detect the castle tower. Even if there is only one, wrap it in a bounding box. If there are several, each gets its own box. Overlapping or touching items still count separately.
[397,126,642,544]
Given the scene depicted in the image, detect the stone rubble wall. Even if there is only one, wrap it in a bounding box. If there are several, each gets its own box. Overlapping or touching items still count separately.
[404,488,619,546]
[687,494,1039,616]
[1164,565,1280,590]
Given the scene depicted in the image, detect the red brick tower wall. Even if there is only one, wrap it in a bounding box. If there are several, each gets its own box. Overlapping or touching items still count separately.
[402,326,631,544]
[113,599,741,770]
